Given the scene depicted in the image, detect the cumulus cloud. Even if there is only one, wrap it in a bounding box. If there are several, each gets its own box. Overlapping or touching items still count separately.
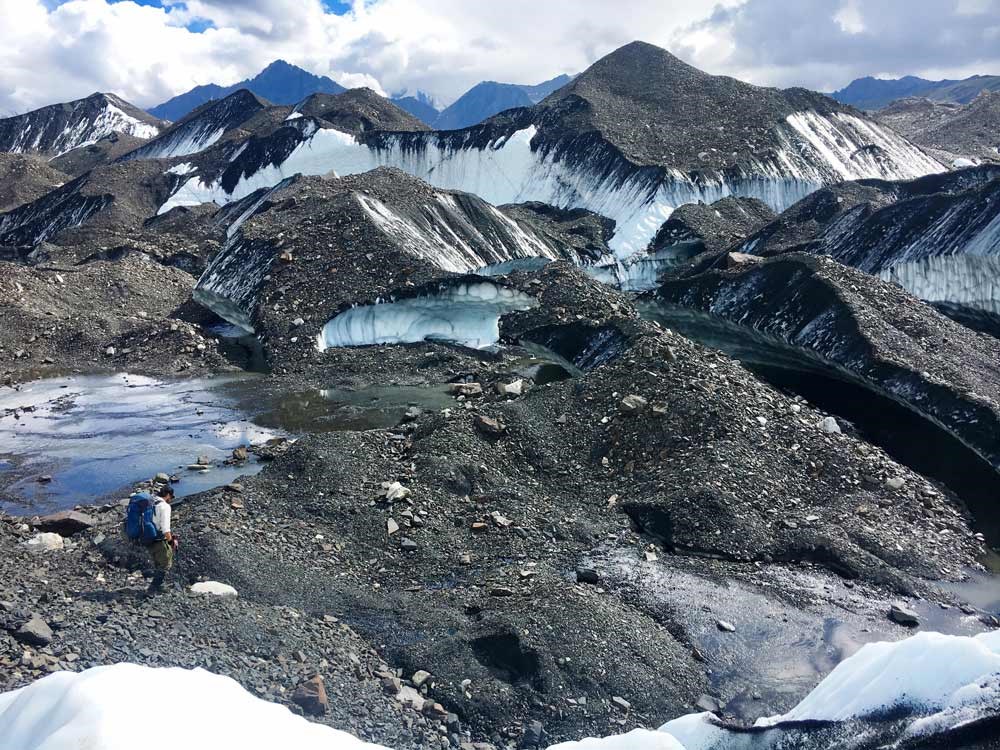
[1,0,999,115]
[676,0,1000,91]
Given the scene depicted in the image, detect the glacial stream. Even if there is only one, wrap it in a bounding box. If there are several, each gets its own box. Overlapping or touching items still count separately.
[0,373,457,513]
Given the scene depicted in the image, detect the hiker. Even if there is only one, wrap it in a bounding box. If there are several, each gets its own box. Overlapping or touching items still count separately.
[125,485,179,594]
[147,486,178,593]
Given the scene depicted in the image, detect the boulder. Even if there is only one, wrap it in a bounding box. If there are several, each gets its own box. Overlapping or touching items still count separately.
[889,603,920,627]
[190,581,238,597]
[14,615,53,646]
[24,532,64,552]
[619,394,648,414]
[292,675,328,716]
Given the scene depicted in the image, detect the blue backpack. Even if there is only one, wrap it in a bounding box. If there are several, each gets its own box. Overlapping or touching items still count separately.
[125,492,160,543]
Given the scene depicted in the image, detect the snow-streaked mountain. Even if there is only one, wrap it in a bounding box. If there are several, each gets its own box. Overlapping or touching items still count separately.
[0,93,165,157]
[157,41,943,264]
[148,60,346,122]
[831,73,1000,110]
[120,90,272,162]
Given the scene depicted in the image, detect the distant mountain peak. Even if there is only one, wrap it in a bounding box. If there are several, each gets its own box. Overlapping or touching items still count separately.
[148,60,345,122]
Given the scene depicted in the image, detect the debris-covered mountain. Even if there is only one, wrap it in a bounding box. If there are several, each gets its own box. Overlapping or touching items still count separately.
[0,154,67,213]
[193,168,613,343]
[831,72,1000,110]
[48,132,149,176]
[732,165,1000,324]
[291,89,430,134]
[878,92,1000,166]
[120,90,273,162]
[147,60,346,122]
[0,160,179,249]
[156,40,943,263]
[0,93,165,157]
[653,252,1000,485]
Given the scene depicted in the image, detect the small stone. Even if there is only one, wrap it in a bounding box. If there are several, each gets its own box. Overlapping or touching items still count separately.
[104,346,116,356]
[496,379,526,397]
[756,416,767,427]
[232,446,249,462]
[474,414,506,436]
[886,477,906,490]
[490,587,515,597]
[888,603,919,627]
[448,382,483,397]
[154,472,171,483]
[400,538,418,552]
[291,318,305,327]
[411,670,432,688]
[619,394,648,414]
[610,696,631,713]
[387,518,400,536]
[292,675,328,716]
[716,620,737,633]
[383,481,412,502]
[36,475,52,483]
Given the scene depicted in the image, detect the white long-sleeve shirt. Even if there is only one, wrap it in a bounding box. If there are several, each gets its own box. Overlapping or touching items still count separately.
[153,500,171,536]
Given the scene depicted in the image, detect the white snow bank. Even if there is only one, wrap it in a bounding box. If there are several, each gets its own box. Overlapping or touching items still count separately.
[659,630,1000,749]
[757,629,1000,725]
[316,282,537,351]
[0,664,381,750]
[953,157,977,168]
[548,730,686,750]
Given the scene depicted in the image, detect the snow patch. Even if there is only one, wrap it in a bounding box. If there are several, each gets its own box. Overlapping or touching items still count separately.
[316,282,537,350]
[167,162,197,176]
[0,664,379,750]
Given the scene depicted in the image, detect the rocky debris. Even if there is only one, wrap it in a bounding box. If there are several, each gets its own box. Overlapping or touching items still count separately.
[650,197,775,256]
[48,132,150,177]
[888,603,920,627]
[0,256,234,381]
[499,202,615,265]
[877,92,1000,165]
[716,620,737,633]
[32,510,96,537]
[291,674,329,716]
[0,154,69,213]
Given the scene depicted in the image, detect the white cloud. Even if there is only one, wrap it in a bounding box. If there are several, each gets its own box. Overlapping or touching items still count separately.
[0,0,729,114]
[1,0,999,116]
